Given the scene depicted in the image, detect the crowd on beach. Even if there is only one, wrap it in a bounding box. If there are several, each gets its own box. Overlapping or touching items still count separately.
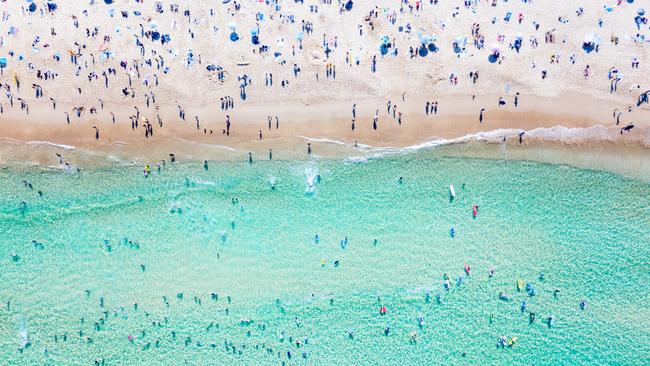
[0,0,647,163]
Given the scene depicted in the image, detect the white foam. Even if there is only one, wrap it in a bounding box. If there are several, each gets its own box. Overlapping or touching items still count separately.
[332,125,624,160]
[172,137,238,151]
[0,137,77,150]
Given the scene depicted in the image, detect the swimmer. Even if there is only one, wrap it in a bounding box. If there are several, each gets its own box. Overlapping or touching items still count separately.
[580,299,588,310]
[547,316,555,328]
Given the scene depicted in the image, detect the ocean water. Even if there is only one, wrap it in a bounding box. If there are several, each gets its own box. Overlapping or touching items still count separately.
[1,152,649,365]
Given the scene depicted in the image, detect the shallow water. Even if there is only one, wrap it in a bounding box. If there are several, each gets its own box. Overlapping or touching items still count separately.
[1,153,649,365]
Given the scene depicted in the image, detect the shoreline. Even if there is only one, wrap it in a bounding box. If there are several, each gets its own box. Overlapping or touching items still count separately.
[2,125,649,182]
[1,92,649,180]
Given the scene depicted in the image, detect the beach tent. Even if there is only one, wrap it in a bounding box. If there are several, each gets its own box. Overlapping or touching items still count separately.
[582,32,600,53]
[251,28,259,44]
[379,35,390,55]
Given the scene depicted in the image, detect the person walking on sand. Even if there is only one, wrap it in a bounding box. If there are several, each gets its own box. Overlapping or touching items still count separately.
[373,110,378,130]
[479,108,485,123]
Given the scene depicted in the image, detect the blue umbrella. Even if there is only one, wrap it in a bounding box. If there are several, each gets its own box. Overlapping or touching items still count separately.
[230,32,239,42]
[28,2,37,12]
[151,31,161,41]
[0,57,7,68]
[427,43,437,52]
[418,46,428,57]
[104,0,114,4]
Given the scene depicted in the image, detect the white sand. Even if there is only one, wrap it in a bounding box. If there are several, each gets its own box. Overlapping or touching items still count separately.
[0,0,648,163]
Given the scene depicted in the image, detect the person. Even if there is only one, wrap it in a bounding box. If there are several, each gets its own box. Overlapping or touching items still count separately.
[479,108,485,123]
[203,160,208,170]
[248,152,252,164]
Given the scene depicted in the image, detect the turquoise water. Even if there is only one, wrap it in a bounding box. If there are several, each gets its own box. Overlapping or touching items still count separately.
[1,153,649,365]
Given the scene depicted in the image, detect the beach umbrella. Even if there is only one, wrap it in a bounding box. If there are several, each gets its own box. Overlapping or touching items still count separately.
[151,31,161,41]
[427,43,437,52]
[488,44,500,63]
[0,58,7,68]
[638,8,645,16]
[28,2,37,12]
[418,45,428,57]
[229,32,239,42]
[104,0,114,4]
[345,0,353,11]
[47,2,58,12]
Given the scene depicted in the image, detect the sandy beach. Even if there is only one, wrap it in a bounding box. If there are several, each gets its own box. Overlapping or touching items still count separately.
[0,0,648,171]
